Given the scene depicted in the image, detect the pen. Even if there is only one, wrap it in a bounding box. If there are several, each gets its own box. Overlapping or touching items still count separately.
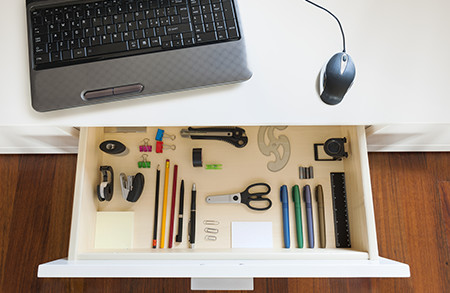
[304,185,315,248]
[160,159,170,248]
[316,184,326,248]
[188,183,196,248]
[280,185,290,248]
[168,165,178,248]
[152,165,161,248]
[292,185,303,248]
[175,180,185,243]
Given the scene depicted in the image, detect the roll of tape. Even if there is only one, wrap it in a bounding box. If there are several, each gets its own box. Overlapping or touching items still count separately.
[99,140,129,156]
[192,148,203,167]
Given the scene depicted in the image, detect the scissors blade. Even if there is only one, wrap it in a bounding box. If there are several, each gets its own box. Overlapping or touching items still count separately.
[206,193,241,204]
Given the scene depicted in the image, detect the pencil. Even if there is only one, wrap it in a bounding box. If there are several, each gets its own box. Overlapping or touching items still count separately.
[160,159,170,248]
[168,165,178,248]
[152,165,160,248]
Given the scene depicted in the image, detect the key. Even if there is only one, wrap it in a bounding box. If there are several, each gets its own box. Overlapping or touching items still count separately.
[35,53,49,64]
[196,32,216,43]
[166,23,191,34]
[86,42,128,56]
[72,48,86,58]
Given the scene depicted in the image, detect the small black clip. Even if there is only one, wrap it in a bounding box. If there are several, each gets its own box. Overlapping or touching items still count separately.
[97,166,114,202]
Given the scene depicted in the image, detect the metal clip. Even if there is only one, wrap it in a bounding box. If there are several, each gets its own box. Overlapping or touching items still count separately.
[139,138,152,152]
[203,220,220,225]
[155,129,176,141]
[205,235,217,241]
[204,227,219,234]
[138,154,151,168]
[156,141,176,153]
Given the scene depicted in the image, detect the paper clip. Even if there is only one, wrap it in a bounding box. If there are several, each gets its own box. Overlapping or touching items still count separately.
[155,129,176,141]
[139,138,152,152]
[204,227,219,234]
[155,141,176,153]
[138,154,151,168]
[205,235,217,241]
[203,220,220,225]
[205,164,222,170]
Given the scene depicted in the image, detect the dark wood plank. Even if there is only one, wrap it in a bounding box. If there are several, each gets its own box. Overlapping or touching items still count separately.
[0,153,448,292]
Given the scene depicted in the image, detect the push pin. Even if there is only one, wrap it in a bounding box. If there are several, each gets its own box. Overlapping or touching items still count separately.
[138,154,151,168]
[139,138,152,152]
[155,129,176,141]
[155,141,176,153]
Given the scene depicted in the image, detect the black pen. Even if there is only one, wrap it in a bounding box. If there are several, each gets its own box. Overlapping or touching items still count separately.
[152,165,161,248]
[188,183,196,248]
[175,180,185,243]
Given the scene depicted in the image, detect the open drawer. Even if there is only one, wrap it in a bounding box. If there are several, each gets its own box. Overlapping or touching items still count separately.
[38,126,409,280]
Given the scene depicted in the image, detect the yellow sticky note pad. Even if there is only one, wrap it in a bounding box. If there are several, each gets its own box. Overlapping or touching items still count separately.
[95,211,134,249]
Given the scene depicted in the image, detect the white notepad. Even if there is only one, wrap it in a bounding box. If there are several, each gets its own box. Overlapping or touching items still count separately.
[231,222,273,248]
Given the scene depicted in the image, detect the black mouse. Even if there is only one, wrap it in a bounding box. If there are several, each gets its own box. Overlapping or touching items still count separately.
[319,52,356,105]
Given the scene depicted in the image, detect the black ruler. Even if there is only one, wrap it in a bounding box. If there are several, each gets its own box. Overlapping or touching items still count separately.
[330,172,351,248]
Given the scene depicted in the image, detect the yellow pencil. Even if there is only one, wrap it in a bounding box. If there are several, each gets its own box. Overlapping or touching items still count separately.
[160,159,170,248]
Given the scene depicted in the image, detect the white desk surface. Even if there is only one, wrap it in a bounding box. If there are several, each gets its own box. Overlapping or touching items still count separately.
[1,0,449,126]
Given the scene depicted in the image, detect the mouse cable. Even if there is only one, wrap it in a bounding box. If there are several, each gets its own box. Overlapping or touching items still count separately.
[304,0,346,52]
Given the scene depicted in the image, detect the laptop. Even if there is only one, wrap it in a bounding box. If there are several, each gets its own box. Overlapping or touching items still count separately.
[26,0,252,112]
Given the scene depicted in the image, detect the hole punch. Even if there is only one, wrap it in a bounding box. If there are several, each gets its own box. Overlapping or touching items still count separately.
[314,137,348,161]
[155,129,176,141]
[138,154,151,168]
[139,138,152,152]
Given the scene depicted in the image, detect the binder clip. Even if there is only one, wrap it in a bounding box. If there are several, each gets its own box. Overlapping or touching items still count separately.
[155,141,176,153]
[155,129,176,141]
[138,154,151,168]
[139,138,152,152]
[97,166,114,202]
[120,172,145,202]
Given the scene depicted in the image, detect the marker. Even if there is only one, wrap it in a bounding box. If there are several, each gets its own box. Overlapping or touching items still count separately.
[280,185,290,248]
[188,183,196,248]
[292,185,303,248]
[304,185,315,248]
[160,159,170,248]
[316,184,326,248]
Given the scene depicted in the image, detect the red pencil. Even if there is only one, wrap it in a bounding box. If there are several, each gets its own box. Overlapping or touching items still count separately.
[168,165,178,248]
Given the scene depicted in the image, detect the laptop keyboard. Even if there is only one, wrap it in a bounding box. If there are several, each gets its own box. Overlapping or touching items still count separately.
[30,0,241,70]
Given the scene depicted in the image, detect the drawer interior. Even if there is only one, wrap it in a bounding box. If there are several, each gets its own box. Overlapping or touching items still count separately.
[69,126,378,261]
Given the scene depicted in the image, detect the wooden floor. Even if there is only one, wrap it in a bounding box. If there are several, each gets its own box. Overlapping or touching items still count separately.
[0,153,448,293]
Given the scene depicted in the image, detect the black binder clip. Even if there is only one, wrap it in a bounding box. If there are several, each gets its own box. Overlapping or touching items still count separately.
[120,172,145,203]
[314,137,348,161]
[97,166,114,202]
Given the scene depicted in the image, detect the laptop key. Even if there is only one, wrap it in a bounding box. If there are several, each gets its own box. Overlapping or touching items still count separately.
[196,32,216,43]
[35,53,49,64]
[73,48,86,58]
[86,42,128,56]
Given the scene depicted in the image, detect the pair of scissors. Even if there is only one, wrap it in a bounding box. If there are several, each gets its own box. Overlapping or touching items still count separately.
[205,183,272,211]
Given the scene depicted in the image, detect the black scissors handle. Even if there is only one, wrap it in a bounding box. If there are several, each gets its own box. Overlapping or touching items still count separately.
[241,183,272,211]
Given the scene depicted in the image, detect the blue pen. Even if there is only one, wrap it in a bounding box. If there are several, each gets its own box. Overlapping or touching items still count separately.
[304,185,315,248]
[280,185,290,248]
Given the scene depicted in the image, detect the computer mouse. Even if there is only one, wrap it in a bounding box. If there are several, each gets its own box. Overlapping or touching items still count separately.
[319,52,356,105]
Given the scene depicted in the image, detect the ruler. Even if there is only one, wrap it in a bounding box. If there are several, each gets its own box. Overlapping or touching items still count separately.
[330,172,351,248]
